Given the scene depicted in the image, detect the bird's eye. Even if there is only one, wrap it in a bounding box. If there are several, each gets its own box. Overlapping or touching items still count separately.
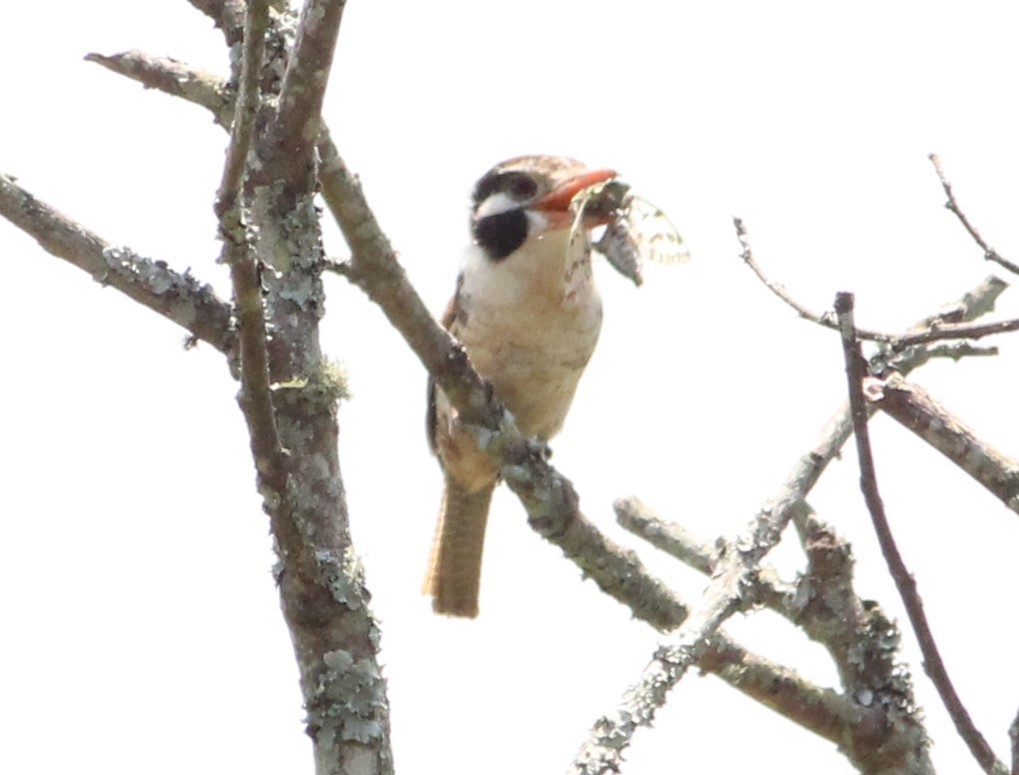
[507,174,537,200]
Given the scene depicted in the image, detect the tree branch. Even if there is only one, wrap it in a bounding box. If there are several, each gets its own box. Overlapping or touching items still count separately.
[0,173,234,354]
[13,7,394,768]
[889,317,1019,348]
[735,216,892,342]
[929,153,1019,276]
[737,217,1019,348]
[700,638,896,760]
[84,51,233,126]
[835,292,1006,775]
[874,374,1019,514]
[616,498,816,628]
[590,276,1009,772]
[272,0,346,198]
[571,406,864,772]
[571,507,797,775]
[214,0,293,535]
[615,496,716,575]
[616,496,927,766]
[567,275,1008,772]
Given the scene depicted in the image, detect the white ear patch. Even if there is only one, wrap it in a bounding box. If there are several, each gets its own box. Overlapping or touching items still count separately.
[474,191,518,219]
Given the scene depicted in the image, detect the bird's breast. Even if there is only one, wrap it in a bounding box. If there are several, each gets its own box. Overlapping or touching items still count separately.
[454,235,603,439]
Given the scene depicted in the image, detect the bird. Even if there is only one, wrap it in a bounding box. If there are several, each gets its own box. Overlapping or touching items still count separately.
[424,155,617,617]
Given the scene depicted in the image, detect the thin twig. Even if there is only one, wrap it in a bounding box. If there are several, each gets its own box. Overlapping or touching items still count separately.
[835,291,1007,775]
[929,153,1019,276]
[0,174,234,354]
[734,217,892,342]
[736,217,1019,348]
[874,374,1019,514]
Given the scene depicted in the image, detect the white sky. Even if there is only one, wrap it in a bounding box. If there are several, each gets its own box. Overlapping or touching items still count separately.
[3,2,1018,774]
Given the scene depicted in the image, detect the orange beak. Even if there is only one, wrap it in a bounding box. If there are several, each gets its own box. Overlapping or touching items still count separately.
[532,168,618,229]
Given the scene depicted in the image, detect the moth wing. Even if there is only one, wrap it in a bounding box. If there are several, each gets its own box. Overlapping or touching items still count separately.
[623,196,691,266]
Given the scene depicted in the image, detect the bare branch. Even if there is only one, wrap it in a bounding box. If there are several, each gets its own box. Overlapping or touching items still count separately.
[318,141,492,428]
[929,153,1019,276]
[273,0,347,195]
[572,414,859,771]
[615,497,715,575]
[589,277,1007,772]
[883,278,1006,373]
[214,0,291,521]
[701,638,895,758]
[616,497,929,772]
[557,497,892,749]
[82,53,505,459]
[215,7,394,772]
[874,374,1019,514]
[568,273,1009,772]
[734,216,892,342]
[790,503,923,745]
[0,173,234,353]
[835,292,1007,775]
[890,317,1019,348]
[216,10,267,224]
[85,51,232,126]
[617,498,820,627]
[924,342,998,360]
[737,218,1019,348]
[704,631,885,751]
[932,276,1009,323]
[571,580,745,773]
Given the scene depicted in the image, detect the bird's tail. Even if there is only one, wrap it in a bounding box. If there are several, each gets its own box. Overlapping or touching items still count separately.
[424,481,496,618]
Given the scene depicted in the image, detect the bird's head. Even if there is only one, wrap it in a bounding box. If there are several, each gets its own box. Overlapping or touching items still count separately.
[470,156,617,261]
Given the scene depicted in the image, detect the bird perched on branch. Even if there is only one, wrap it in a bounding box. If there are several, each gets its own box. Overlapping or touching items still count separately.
[424,155,617,617]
